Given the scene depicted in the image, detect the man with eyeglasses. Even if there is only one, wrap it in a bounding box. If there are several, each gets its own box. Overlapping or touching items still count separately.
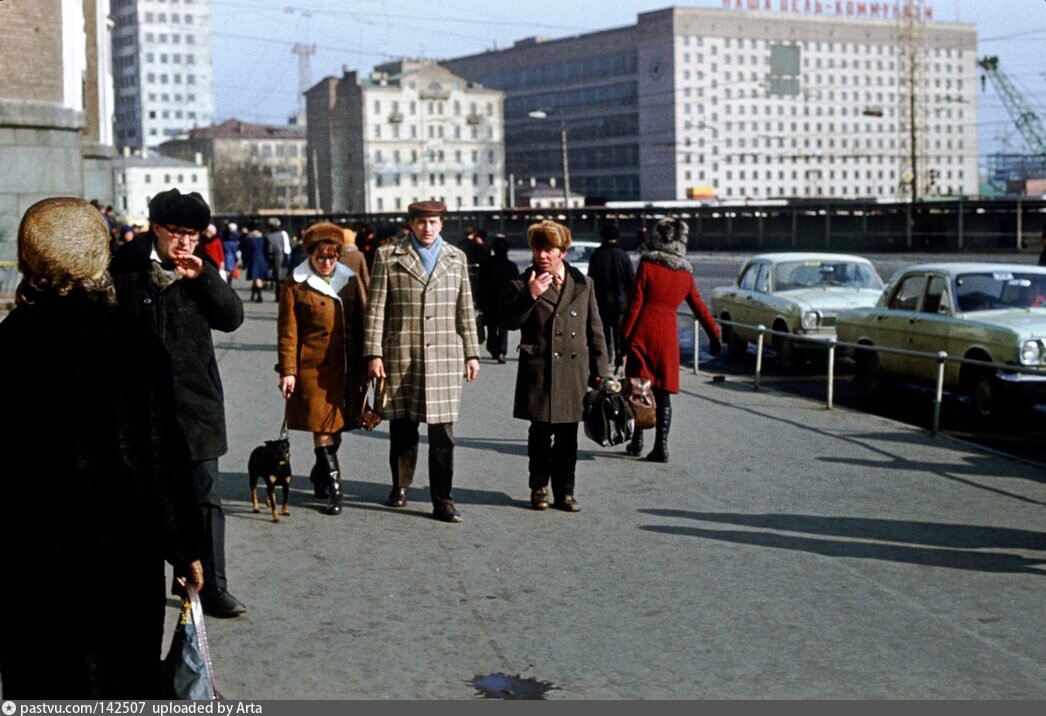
[111,189,247,619]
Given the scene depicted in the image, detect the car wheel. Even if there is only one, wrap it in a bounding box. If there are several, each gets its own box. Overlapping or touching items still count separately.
[773,327,796,371]
[722,321,747,360]
[854,347,883,396]
[969,369,999,419]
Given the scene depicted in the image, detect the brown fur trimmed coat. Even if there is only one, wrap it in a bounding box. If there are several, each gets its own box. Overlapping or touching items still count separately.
[278,261,367,433]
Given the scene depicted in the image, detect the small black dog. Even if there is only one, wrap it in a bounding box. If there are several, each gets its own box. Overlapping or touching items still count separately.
[248,438,292,523]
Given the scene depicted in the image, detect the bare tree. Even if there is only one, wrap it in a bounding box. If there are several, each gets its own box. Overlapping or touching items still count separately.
[212,161,280,214]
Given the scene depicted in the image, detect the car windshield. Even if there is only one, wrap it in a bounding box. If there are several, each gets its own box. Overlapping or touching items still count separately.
[773,260,883,291]
[954,272,1046,311]
[566,244,597,263]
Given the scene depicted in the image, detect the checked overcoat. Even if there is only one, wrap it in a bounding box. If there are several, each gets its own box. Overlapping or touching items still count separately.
[363,236,480,424]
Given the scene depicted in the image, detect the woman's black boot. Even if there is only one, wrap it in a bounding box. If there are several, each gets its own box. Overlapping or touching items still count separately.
[645,392,672,463]
[310,448,330,498]
[625,428,644,456]
[320,445,343,515]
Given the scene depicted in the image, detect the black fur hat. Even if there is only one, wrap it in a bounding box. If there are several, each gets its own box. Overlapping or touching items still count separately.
[650,217,688,257]
[148,188,211,231]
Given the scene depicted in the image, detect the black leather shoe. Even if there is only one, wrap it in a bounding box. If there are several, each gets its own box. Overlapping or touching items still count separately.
[432,503,462,523]
[530,488,549,510]
[386,487,407,507]
[201,590,247,618]
[555,495,580,512]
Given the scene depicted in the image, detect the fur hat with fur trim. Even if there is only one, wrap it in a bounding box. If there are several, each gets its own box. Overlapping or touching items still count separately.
[650,217,689,257]
[526,220,572,252]
[148,188,211,231]
[301,221,347,253]
[18,197,110,283]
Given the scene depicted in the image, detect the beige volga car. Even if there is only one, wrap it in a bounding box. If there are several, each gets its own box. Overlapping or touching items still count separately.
[710,253,884,368]
[835,263,1046,416]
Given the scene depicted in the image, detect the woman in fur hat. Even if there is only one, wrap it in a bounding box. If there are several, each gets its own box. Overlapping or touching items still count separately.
[277,221,367,515]
[620,217,722,462]
[0,198,204,697]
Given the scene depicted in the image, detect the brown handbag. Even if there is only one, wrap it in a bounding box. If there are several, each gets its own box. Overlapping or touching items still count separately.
[623,376,656,430]
[358,377,386,431]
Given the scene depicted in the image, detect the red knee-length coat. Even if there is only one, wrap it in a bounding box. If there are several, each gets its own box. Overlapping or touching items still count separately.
[621,257,720,394]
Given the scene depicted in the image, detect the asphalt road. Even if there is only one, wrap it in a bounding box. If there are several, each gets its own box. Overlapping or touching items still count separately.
[161,280,1045,699]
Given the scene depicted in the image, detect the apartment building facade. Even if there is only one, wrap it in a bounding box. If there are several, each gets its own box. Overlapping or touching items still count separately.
[110,0,215,148]
[441,5,977,203]
[305,60,504,214]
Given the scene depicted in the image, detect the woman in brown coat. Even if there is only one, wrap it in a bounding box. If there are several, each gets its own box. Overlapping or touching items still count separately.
[277,221,366,515]
[505,221,608,512]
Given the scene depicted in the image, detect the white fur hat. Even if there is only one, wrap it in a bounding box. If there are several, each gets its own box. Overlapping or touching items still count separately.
[650,217,689,257]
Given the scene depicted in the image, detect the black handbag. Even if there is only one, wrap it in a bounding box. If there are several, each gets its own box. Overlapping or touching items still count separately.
[164,585,221,700]
[583,379,635,447]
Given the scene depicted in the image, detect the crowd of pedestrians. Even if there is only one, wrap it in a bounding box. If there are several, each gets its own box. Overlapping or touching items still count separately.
[0,189,721,699]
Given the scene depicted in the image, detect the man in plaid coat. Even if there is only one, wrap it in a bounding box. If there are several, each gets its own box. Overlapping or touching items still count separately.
[364,201,481,522]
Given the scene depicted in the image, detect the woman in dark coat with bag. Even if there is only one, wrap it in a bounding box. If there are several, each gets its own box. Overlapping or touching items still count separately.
[620,217,722,463]
[0,198,204,698]
[277,221,367,515]
[506,220,608,512]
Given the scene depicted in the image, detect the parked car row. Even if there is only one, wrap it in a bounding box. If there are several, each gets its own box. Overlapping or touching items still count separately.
[709,253,1046,417]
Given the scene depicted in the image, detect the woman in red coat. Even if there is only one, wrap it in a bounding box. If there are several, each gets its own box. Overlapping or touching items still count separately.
[621,217,721,462]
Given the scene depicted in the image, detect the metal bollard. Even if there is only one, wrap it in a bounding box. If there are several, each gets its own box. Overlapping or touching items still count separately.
[754,325,766,391]
[932,351,947,435]
[826,339,836,410]
[694,319,700,375]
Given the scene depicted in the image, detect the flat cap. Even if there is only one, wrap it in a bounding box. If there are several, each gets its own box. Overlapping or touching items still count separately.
[407,200,446,218]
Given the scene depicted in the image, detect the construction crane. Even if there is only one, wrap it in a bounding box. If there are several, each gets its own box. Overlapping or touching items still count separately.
[978,55,1046,156]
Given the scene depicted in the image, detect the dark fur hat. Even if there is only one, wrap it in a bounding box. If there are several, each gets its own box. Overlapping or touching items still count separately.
[650,217,688,257]
[148,188,211,231]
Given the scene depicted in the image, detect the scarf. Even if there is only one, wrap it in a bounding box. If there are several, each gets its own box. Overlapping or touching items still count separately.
[411,235,442,277]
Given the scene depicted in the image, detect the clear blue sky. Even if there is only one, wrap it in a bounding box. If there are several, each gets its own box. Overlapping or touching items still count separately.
[211,0,1046,159]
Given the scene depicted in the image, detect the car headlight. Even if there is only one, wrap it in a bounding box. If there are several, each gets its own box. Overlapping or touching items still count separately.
[1019,339,1046,365]
[800,311,820,331]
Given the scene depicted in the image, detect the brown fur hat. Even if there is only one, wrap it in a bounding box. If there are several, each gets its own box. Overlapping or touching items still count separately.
[527,220,571,252]
[302,221,347,253]
[650,217,689,257]
[18,197,110,282]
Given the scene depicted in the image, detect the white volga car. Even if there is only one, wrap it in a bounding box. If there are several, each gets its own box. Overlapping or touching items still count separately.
[710,253,884,367]
[835,263,1046,416]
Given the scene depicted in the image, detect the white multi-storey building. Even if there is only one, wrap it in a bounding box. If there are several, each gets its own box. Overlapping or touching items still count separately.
[442,4,977,203]
[305,60,504,214]
[110,0,214,148]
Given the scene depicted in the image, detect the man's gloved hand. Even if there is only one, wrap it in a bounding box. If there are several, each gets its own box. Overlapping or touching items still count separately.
[708,335,723,357]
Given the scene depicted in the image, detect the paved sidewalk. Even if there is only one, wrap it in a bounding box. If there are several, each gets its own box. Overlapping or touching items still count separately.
[179,287,1046,699]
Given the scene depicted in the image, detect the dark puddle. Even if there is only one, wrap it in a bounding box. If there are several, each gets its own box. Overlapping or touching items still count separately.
[470,672,557,700]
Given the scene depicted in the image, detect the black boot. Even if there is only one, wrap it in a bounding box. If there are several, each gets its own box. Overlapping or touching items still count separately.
[310,448,330,498]
[645,392,671,463]
[626,428,644,456]
[318,445,343,515]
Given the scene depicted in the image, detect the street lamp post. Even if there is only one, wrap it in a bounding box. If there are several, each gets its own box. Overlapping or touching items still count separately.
[528,109,570,209]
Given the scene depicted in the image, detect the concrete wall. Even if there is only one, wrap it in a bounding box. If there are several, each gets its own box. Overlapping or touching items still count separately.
[0,101,85,257]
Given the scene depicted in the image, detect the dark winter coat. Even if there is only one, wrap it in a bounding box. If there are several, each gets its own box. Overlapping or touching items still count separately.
[506,264,609,423]
[621,257,719,394]
[111,233,245,460]
[478,254,519,325]
[0,294,203,697]
[587,242,634,315]
[278,261,367,433]
[241,230,269,280]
